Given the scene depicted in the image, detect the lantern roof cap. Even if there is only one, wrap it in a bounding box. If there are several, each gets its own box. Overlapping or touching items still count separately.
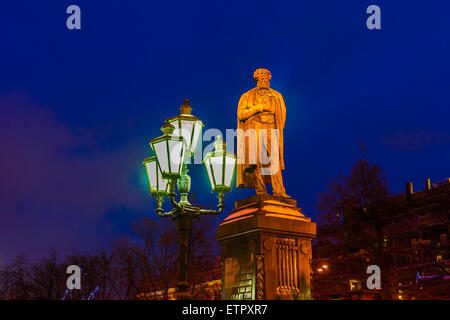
[161,119,175,135]
[180,99,192,115]
[166,99,203,124]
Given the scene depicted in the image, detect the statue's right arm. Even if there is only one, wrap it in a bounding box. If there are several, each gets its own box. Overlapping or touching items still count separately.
[238,94,259,122]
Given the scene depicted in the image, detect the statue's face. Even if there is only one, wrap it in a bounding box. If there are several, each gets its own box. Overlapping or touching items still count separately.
[256,76,270,89]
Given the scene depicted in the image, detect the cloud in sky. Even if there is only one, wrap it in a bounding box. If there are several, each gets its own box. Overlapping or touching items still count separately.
[0,94,148,265]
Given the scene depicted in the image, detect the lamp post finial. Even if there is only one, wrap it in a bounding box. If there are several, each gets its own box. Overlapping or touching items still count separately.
[180,99,192,115]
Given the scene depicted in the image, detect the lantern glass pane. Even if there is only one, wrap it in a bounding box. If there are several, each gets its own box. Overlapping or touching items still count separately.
[168,139,185,174]
[171,120,193,152]
[224,155,236,187]
[180,120,194,151]
[204,157,215,189]
[156,166,168,192]
[145,161,157,189]
[145,160,168,193]
[152,140,169,173]
[190,121,202,154]
[211,155,224,187]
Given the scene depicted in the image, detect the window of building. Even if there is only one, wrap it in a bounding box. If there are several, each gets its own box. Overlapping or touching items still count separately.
[349,279,361,291]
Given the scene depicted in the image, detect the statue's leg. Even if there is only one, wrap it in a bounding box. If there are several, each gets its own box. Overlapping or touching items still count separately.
[271,169,288,197]
[265,128,289,197]
[253,127,267,195]
[253,163,267,195]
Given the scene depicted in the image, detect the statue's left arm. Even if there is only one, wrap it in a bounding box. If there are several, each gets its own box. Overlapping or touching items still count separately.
[275,91,286,171]
[277,92,286,129]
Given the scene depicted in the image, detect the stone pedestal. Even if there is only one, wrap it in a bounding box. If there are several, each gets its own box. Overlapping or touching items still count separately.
[216,195,316,300]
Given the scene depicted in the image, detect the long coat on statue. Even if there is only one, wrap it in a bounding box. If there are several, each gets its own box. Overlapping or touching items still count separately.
[236,87,286,188]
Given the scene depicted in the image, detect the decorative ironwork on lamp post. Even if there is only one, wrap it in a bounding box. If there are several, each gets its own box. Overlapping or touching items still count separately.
[143,99,236,299]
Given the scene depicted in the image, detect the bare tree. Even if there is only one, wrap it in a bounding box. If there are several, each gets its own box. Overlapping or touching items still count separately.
[0,249,67,300]
[0,255,31,299]
[0,204,221,300]
[316,152,392,297]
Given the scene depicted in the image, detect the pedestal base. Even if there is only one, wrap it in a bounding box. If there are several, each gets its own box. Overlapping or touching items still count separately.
[217,195,316,300]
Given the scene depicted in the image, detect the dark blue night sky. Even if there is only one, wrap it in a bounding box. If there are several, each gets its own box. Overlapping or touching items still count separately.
[1,1,449,265]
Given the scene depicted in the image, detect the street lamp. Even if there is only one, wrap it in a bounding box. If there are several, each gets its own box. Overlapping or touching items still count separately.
[143,156,169,210]
[167,99,204,155]
[203,135,237,193]
[150,121,186,180]
[143,99,236,300]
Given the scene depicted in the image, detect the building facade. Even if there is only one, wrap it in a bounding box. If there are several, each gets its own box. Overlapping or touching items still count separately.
[312,178,450,300]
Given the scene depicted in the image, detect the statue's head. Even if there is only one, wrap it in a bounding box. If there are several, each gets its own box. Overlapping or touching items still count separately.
[253,68,271,89]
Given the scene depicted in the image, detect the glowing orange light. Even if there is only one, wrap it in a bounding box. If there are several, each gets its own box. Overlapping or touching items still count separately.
[322,265,328,269]
[317,268,323,272]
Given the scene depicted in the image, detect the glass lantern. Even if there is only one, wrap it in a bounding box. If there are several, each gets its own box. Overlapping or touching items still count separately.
[167,99,203,155]
[203,135,237,192]
[150,120,186,179]
[143,156,169,196]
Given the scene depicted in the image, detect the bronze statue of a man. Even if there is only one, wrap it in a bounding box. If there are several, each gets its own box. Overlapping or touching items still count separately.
[236,68,290,198]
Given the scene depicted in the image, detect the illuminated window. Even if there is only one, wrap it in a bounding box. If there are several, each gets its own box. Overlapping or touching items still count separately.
[349,280,361,291]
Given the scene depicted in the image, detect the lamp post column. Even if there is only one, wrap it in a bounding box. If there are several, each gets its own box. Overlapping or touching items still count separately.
[175,214,193,300]
[177,161,191,206]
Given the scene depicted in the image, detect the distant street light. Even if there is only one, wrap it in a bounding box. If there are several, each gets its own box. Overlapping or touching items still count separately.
[317,264,329,273]
[143,99,236,299]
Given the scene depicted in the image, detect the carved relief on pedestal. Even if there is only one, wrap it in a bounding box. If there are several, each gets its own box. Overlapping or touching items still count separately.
[275,237,300,297]
[300,242,310,255]
[262,237,273,251]
[255,254,265,300]
[248,238,258,253]
[222,238,254,300]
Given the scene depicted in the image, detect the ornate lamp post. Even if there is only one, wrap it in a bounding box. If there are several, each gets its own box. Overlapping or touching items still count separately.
[143,99,236,299]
